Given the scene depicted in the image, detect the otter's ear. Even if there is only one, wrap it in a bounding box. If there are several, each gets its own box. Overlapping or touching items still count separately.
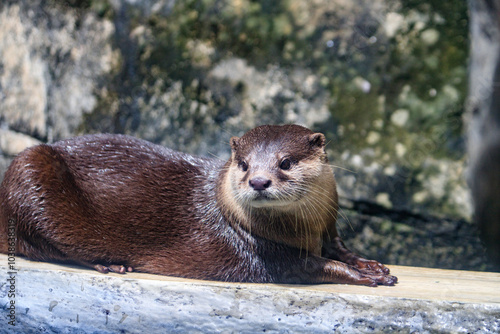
[309,133,326,149]
[230,136,240,152]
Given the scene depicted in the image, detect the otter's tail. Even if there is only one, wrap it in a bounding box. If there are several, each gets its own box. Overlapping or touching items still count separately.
[0,184,11,254]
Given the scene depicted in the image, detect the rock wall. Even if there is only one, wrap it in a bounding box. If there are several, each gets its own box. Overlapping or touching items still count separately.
[466,0,500,269]
[0,0,115,142]
[0,0,492,270]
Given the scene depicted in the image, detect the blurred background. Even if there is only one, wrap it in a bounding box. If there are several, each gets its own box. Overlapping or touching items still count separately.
[0,0,495,271]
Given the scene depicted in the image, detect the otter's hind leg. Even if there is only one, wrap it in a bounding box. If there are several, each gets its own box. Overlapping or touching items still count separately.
[1,145,135,274]
[75,260,133,274]
[0,208,14,255]
[0,145,80,262]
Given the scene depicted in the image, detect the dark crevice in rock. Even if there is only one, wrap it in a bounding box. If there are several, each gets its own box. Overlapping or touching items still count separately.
[339,197,496,272]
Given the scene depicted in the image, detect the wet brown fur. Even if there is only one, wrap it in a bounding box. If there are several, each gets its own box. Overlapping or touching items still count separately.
[0,125,396,286]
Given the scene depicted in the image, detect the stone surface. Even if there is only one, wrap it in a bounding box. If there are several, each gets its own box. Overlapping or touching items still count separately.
[0,254,499,333]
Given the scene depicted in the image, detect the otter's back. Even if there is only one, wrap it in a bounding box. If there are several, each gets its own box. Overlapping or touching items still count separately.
[0,134,222,258]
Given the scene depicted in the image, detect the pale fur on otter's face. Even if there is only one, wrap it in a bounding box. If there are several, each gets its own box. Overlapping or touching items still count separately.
[229,139,326,209]
[221,125,338,242]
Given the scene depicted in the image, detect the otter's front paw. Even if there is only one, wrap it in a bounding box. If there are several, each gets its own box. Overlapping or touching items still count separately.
[352,258,390,275]
[324,260,398,286]
[360,270,398,287]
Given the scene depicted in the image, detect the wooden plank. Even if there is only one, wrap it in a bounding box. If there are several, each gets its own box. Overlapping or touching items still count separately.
[2,254,500,332]
[306,265,500,305]
[2,254,499,305]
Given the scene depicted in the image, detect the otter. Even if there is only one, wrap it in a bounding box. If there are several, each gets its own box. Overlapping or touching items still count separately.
[0,125,396,286]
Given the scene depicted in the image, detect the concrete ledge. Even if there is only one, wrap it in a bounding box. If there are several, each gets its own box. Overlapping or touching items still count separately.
[1,254,499,333]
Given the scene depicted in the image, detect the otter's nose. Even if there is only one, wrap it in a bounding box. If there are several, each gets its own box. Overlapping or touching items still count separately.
[249,177,272,191]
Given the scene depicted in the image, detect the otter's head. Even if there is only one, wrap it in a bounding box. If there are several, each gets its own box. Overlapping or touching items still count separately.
[225,124,336,213]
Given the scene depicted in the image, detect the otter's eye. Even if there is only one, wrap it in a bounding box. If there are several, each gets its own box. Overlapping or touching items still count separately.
[280,158,292,170]
[238,161,248,172]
